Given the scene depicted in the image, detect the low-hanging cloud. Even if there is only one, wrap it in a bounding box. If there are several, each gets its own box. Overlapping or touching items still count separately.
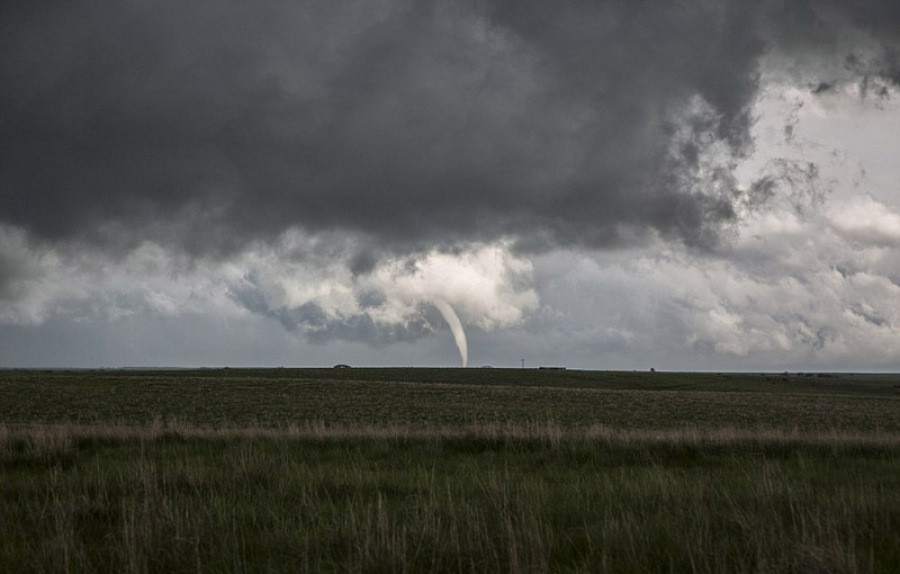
[1,230,537,354]
[230,239,538,343]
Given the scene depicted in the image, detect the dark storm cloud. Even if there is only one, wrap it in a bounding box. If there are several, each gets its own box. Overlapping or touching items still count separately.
[2,0,898,260]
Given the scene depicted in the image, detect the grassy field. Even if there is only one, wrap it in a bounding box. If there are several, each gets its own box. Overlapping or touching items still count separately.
[1,368,899,572]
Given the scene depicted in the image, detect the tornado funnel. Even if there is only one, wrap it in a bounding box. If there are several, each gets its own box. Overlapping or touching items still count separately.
[434,299,468,367]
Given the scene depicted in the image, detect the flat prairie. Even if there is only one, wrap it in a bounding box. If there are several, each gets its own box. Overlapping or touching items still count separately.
[1,368,899,572]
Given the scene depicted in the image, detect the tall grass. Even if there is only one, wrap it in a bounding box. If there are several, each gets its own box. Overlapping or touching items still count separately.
[2,422,899,573]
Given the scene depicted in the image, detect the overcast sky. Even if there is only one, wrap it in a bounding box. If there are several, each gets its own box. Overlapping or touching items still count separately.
[2,0,900,370]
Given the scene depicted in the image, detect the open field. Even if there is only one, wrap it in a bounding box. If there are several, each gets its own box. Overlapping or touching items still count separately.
[2,369,900,572]
[3,368,900,430]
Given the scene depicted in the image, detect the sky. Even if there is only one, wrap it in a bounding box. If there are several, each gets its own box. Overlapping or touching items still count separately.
[2,0,900,370]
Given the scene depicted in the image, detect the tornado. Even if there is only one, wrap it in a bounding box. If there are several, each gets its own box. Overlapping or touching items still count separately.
[433,299,468,367]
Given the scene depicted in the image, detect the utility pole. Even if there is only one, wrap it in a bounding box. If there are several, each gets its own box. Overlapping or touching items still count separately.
[521,358,525,369]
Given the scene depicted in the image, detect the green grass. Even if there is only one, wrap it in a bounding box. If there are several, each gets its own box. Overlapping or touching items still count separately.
[1,369,899,572]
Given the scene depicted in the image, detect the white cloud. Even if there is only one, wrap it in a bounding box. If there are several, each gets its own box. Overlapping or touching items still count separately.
[235,236,539,335]
[828,195,900,247]
[531,186,900,368]
[0,228,538,345]
[366,246,538,329]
